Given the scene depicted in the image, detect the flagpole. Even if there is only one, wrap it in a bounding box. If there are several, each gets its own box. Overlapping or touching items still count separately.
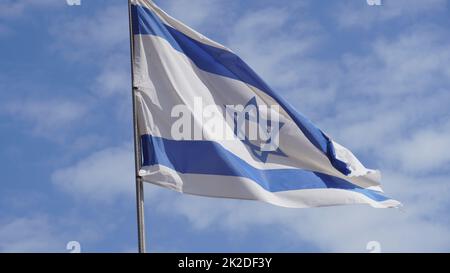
[128,0,147,253]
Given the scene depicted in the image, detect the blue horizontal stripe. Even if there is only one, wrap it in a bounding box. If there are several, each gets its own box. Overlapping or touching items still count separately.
[131,4,352,176]
[141,135,389,202]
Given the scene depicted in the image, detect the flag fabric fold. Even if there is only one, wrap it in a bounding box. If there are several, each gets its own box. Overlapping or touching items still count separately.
[130,0,400,208]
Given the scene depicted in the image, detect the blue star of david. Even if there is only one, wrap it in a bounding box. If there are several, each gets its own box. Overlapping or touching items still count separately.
[229,97,287,162]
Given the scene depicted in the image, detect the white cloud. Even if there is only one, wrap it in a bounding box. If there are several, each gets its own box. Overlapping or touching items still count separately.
[389,122,450,173]
[308,25,450,176]
[336,0,447,29]
[342,26,450,96]
[69,134,108,154]
[0,212,121,253]
[50,5,129,60]
[4,98,89,137]
[92,54,131,98]
[227,7,322,89]
[161,0,232,30]
[47,4,133,119]
[0,215,64,252]
[52,144,136,203]
[0,0,61,19]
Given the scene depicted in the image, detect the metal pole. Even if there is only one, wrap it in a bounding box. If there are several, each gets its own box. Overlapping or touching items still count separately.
[128,0,146,253]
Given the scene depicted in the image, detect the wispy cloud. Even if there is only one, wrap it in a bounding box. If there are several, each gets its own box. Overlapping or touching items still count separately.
[340,25,450,97]
[92,54,131,98]
[389,121,450,173]
[4,98,89,138]
[50,4,129,60]
[0,212,120,252]
[315,25,450,175]
[0,0,62,19]
[161,0,233,30]
[52,144,135,203]
[0,215,65,252]
[335,0,448,29]
[227,6,322,89]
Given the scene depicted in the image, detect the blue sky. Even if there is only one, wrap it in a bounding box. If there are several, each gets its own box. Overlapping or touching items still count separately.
[1,0,450,252]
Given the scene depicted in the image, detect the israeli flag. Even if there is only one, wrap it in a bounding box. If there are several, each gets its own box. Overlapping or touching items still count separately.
[130,0,400,208]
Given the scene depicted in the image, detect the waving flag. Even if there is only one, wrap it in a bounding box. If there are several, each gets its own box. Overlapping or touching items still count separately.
[130,0,400,208]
